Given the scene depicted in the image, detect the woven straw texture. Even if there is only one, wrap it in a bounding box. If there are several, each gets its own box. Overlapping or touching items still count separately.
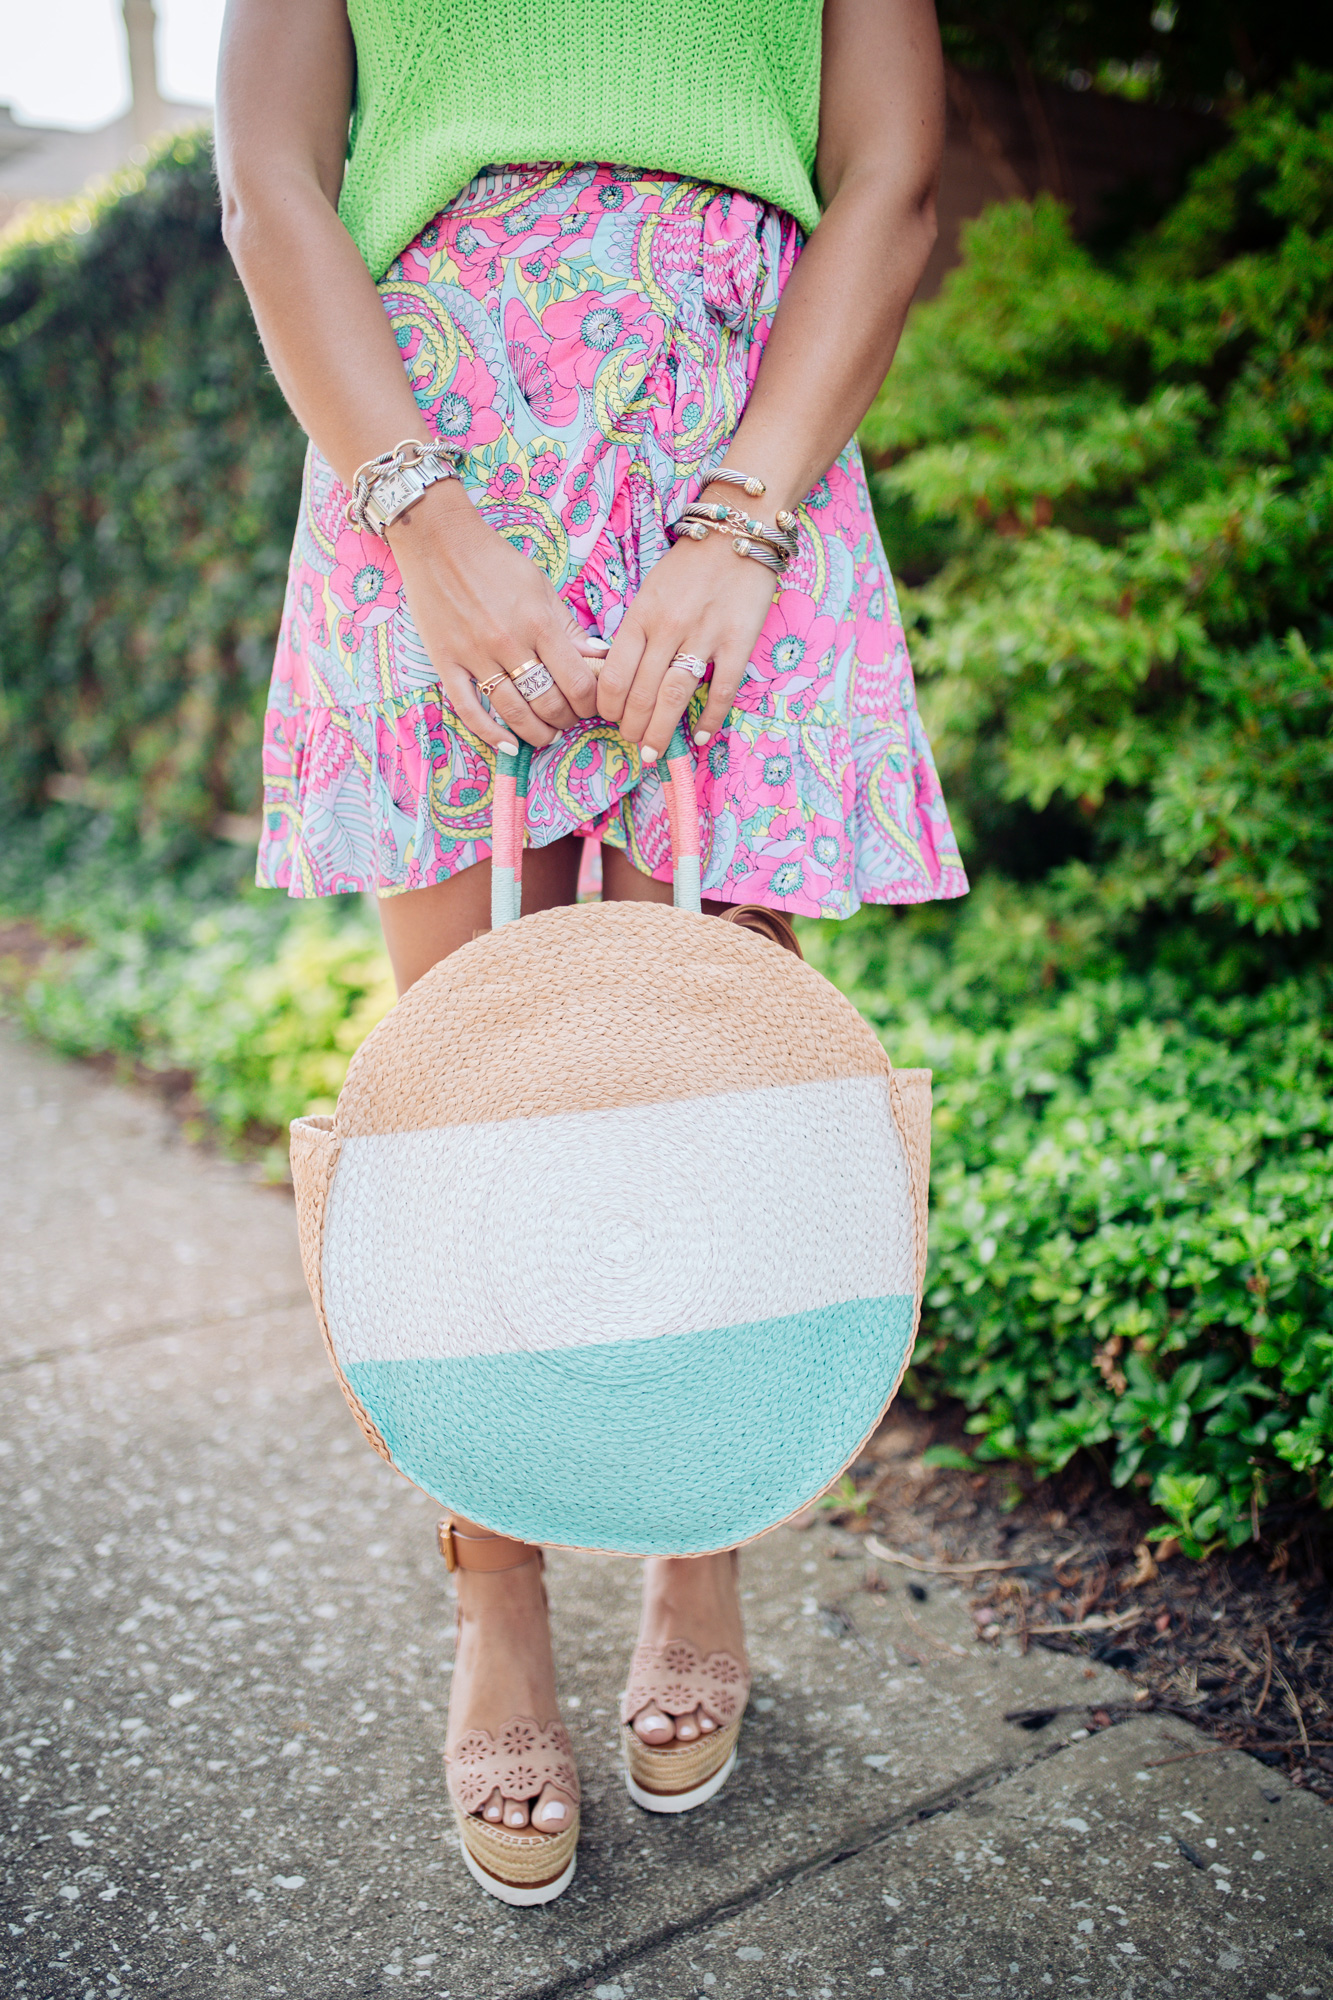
[451,1805,579,1891]
[290,901,931,1556]
[623,1716,742,1798]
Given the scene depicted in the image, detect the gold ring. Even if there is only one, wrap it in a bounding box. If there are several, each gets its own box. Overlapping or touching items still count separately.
[475,672,508,698]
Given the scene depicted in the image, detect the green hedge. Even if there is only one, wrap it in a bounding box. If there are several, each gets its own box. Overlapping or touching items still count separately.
[804,906,1333,1555]
[0,134,302,848]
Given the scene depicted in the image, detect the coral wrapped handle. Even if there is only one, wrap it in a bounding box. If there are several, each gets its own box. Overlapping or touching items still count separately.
[491,723,702,929]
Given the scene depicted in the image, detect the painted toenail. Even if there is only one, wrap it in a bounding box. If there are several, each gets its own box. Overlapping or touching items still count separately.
[537,1800,566,1824]
[700,1715,716,1731]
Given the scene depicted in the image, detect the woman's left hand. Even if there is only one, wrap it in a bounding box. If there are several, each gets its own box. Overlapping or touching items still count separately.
[594,523,777,757]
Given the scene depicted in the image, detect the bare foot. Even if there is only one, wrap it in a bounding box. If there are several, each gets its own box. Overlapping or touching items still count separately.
[446,1549,577,1836]
[630,1550,747,1746]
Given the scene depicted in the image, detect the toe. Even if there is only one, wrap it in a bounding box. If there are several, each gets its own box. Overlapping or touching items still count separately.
[502,1795,530,1828]
[532,1783,574,1831]
[698,1707,718,1733]
[674,1707,701,1742]
[633,1703,676,1744]
[481,1788,504,1823]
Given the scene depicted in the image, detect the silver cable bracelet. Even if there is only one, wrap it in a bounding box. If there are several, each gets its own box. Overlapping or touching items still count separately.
[679,501,798,565]
[706,467,800,539]
[345,437,463,535]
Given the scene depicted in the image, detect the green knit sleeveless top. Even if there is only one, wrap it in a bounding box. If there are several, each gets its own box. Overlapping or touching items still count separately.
[339,0,824,281]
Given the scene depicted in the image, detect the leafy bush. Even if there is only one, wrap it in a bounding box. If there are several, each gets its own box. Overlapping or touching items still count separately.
[841,74,1333,1546]
[0,135,302,846]
[865,68,1333,956]
[0,816,392,1159]
[805,903,1333,1553]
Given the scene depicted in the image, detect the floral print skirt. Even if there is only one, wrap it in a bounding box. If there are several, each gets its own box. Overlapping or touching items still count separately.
[258,162,967,918]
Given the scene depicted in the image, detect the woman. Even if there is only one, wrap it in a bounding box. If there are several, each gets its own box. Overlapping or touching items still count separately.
[217,0,965,1905]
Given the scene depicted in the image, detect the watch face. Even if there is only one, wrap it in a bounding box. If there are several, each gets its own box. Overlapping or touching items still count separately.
[377,470,415,518]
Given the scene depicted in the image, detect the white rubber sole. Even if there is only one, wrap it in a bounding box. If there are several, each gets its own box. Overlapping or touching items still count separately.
[625,1745,738,1815]
[458,1837,577,1906]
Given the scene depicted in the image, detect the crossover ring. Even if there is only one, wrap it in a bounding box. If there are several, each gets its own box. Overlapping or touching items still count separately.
[474,672,509,699]
[670,653,710,681]
[509,657,556,701]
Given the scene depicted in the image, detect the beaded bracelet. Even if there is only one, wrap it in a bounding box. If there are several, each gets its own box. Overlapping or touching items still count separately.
[345,437,462,534]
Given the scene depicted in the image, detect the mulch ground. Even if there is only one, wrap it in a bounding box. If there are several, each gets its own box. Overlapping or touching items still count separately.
[816,1403,1333,1804]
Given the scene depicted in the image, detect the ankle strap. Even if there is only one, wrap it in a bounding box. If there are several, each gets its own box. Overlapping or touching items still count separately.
[437,1520,542,1574]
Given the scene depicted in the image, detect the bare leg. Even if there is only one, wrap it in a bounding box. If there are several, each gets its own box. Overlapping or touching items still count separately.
[600,843,746,1745]
[378,843,581,1836]
[384,837,744,1786]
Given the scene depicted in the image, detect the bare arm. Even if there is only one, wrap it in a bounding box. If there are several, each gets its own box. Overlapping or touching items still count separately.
[597,0,944,751]
[215,0,599,754]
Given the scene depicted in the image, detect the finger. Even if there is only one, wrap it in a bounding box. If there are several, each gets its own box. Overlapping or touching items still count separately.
[693,643,751,745]
[641,658,708,761]
[619,629,684,751]
[479,669,558,750]
[443,669,523,756]
[538,618,600,719]
[596,619,647,723]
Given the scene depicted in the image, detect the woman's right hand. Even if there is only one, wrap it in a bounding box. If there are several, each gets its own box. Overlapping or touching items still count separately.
[386,478,604,752]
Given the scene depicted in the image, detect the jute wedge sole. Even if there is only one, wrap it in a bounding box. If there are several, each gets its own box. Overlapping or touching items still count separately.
[622,1715,742,1814]
[453,1806,579,1906]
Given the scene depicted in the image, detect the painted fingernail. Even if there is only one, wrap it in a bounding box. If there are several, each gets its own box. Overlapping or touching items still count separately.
[580,637,610,653]
[497,738,520,754]
[694,730,711,747]
[641,746,658,764]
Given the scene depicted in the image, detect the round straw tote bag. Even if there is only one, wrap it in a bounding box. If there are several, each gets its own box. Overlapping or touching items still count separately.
[289,729,931,1556]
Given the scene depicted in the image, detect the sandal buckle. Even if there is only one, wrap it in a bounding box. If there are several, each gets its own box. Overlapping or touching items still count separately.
[437,1519,459,1571]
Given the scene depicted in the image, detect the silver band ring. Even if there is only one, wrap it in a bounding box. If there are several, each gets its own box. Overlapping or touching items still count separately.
[474,672,509,699]
[671,652,710,682]
[509,657,556,700]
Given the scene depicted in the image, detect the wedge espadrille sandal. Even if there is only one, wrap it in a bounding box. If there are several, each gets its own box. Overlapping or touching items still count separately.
[620,1639,750,1813]
[438,1522,580,1905]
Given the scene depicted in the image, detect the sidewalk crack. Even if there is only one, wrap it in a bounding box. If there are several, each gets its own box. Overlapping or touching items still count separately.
[0,1291,310,1375]
[509,1730,1094,1999]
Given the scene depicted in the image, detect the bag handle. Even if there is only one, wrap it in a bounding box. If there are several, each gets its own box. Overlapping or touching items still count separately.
[491,722,701,929]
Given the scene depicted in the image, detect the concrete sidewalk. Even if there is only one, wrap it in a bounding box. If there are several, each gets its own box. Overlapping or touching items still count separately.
[2,1027,1329,2000]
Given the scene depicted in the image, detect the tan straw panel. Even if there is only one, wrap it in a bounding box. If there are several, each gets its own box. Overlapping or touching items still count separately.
[336,901,888,1136]
[890,1068,932,1312]
[289,1114,393,1464]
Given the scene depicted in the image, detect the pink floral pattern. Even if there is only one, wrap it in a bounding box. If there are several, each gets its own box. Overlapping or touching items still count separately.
[258,162,968,917]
